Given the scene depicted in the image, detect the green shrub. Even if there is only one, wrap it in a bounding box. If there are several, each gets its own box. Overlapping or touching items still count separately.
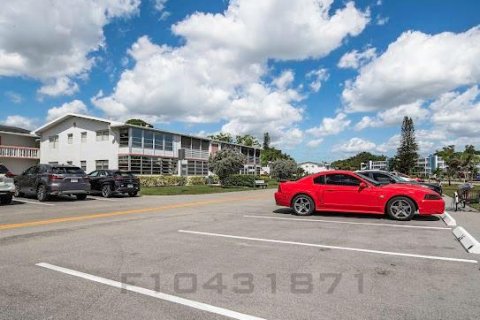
[223,174,256,187]
[206,175,220,185]
[139,175,187,187]
[187,176,207,186]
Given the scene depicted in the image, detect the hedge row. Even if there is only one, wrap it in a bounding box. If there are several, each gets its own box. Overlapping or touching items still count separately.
[223,174,257,187]
[139,175,219,187]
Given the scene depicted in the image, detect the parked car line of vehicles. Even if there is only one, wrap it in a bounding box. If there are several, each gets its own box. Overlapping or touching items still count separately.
[275,170,445,221]
[0,163,141,204]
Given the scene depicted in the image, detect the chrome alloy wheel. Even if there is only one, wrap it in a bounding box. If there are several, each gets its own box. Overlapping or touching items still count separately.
[293,196,312,215]
[390,199,413,219]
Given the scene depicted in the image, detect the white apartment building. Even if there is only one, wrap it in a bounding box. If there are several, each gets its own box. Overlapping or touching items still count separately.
[0,125,39,174]
[298,162,331,174]
[360,160,389,171]
[34,114,261,176]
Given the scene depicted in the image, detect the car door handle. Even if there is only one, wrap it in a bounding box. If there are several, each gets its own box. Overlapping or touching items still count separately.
[325,190,335,192]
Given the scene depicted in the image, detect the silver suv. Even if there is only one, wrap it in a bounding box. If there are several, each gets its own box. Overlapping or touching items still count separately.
[14,164,91,201]
[0,164,15,205]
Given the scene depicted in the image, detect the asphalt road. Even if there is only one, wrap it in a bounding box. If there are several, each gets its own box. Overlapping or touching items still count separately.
[1,190,479,320]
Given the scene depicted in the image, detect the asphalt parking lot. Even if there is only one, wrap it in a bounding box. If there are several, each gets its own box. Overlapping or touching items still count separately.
[1,189,479,320]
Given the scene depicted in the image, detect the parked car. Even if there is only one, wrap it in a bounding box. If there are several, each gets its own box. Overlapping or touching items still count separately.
[14,164,91,201]
[0,164,15,204]
[88,170,140,198]
[274,170,445,221]
[379,170,443,195]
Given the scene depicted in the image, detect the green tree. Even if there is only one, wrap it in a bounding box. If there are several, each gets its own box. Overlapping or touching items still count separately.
[126,119,154,128]
[207,132,234,143]
[331,152,386,170]
[260,147,293,167]
[395,117,419,174]
[263,132,271,149]
[208,149,246,185]
[460,145,479,181]
[436,145,459,186]
[271,159,297,180]
[235,134,260,147]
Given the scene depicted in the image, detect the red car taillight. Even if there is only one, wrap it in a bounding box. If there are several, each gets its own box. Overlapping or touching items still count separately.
[5,171,15,178]
[424,194,442,200]
[48,174,63,181]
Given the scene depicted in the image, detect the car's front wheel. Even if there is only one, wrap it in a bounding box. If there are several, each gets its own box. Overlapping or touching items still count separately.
[101,184,112,198]
[14,184,23,197]
[386,197,416,221]
[292,194,314,216]
[128,191,138,197]
[37,185,48,202]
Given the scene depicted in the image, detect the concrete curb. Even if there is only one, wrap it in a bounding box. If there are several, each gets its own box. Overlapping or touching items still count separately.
[439,211,457,227]
[452,227,480,254]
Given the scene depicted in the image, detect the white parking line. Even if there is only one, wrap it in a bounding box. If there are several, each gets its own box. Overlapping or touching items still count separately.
[178,230,478,264]
[14,199,55,206]
[243,215,451,230]
[36,262,266,320]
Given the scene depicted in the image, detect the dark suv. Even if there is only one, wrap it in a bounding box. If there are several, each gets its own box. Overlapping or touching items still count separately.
[14,164,91,201]
[88,170,140,198]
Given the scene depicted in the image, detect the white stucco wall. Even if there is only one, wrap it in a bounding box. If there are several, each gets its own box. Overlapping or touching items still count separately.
[39,117,119,173]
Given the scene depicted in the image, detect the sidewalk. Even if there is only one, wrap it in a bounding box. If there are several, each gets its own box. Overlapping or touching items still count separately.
[444,195,480,242]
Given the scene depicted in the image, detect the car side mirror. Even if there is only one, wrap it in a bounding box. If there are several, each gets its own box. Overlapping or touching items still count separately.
[359,182,368,190]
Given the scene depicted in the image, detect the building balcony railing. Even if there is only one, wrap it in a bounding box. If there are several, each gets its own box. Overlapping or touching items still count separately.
[185,148,210,160]
[0,145,40,159]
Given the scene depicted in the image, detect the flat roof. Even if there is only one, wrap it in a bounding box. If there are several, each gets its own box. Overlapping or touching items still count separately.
[34,113,261,150]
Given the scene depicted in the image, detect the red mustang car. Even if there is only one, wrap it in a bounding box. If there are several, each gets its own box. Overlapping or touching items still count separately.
[275,170,445,221]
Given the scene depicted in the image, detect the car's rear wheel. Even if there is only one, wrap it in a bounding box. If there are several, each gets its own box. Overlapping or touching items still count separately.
[0,195,13,205]
[292,194,314,216]
[37,185,48,202]
[386,197,415,221]
[101,184,112,198]
[76,194,87,200]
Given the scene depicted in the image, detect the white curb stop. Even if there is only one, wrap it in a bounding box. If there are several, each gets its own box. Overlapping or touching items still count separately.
[440,211,456,227]
[452,227,480,254]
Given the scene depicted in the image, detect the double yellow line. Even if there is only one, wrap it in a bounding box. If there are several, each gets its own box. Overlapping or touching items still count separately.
[0,195,268,231]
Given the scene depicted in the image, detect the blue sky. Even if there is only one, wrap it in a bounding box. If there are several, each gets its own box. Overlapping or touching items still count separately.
[1,0,480,162]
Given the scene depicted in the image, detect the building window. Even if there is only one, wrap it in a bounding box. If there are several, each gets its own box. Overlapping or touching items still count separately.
[81,132,87,143]
[119,156,129,171]
[49,135,58,149]
[95,160,109,170]
[144,131,154,149]
[96,130,109,142]
[80,161,87,171]
[155,133,164,150]
[67,133,73,144]
[132,128,143,148]
[187,160,208,176]
[164,134,173,151]
[181,136,191,149]
[119,129,129,147]
[119,156,177,175]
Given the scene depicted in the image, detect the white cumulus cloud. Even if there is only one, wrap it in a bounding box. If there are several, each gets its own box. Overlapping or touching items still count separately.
[337,137,376,153]
[338,47,376,69]
[343,26,480,112]
[0,0,140,96]
[93,0,369,147]
[1,115,38,130]
[46,100,89,122]
[306,113,351,137]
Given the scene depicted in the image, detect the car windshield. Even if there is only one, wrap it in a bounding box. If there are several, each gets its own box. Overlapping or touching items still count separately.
[355,172,381,186]
[51,167,84,174]
[0,165,8,174]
